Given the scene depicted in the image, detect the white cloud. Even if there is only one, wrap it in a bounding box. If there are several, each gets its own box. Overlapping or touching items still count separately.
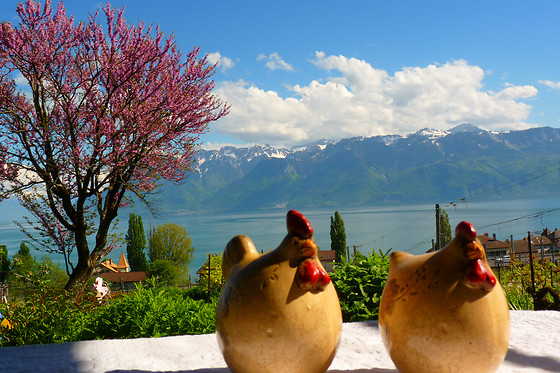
[257,52,294,72]
[538,80,560,90]
[14,73,27,85]
[201,142,248,151]
[207,52,235,73]
[214,53,538,146]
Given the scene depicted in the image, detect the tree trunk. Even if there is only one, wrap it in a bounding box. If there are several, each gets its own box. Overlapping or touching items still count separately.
[64,203,118,291]
[64,258,95,291]
[64,226,93,291]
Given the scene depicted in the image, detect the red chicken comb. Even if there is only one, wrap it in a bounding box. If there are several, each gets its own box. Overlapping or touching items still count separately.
[287,210,314,239]
[455,221,477,241]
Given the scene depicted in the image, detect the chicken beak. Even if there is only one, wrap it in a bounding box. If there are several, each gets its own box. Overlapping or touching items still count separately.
[299,241,316,258]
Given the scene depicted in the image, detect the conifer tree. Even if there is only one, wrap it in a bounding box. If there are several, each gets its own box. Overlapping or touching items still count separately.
[0,244,8,283]
[14,242,34,270]
[439,209,452,247]
[330,211,347,263]
[125,214,148,271]
[18,242,30,257]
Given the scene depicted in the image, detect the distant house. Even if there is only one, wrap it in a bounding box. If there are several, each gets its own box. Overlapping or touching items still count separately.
[100,253,131,273]
[318,250,336,272]
[97,253,147,290]
[99,271,147,291]
[542,228,560,253]
[478,233,511,267]
[500,228,560,265]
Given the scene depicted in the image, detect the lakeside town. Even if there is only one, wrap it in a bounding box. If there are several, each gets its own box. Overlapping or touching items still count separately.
[482,228,560,267]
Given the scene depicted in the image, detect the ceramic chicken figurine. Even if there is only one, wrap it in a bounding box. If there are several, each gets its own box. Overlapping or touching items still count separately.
[216,210,342,373]
[379,221,510,373]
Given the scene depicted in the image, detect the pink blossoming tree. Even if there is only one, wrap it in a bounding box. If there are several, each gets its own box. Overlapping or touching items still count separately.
[0,0,228,290]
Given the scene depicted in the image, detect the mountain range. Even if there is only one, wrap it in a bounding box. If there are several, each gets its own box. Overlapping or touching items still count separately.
[151,124,560,213]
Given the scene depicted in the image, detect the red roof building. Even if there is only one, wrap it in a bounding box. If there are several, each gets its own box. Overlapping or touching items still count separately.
[100,253,131,273]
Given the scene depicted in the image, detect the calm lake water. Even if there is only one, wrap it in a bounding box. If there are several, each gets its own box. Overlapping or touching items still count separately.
[1,196,560,276]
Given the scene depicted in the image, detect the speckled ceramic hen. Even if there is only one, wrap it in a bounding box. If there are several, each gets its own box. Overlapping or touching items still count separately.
[379,221,510,373]
[216,210,342,373]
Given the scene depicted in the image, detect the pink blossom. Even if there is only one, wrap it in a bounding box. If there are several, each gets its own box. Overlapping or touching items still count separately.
[0,1,228,290]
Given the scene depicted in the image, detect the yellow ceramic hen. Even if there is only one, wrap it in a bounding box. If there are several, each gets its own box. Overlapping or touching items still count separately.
[216,210,342,373]
[379,221,510,373]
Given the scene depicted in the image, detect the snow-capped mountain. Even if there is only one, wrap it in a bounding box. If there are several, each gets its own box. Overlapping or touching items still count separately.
[156,125,560,213]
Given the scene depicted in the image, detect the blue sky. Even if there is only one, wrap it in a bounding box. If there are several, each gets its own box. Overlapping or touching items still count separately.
[2,0,560,148]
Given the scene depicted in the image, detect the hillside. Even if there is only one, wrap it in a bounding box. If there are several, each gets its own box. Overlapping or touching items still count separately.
[152,125,560,213]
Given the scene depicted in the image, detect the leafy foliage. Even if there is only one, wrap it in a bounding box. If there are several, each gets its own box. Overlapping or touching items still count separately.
[0,280,218,346]
[149,223,195,272]
[0,290,94,346]
[146,259,182,286]
[499,257,560,310]
[330,211,347,263]
[197,254,223,291]
[8,250,68,294]
[439,209,452,247]
[330,250,390,321]
[79,280,217,340]
[125,214,148,271]
[9,245,558,347]
[184,285,222,301]
[0,244,9,283]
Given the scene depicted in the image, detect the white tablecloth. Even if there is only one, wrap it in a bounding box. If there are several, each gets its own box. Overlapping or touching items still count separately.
[1,310,559,372]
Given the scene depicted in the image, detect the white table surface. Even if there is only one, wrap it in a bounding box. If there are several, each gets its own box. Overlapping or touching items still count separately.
[1,310,559,372]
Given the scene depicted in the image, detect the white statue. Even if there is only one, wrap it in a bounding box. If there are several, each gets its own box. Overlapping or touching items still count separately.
[94,277,110,302]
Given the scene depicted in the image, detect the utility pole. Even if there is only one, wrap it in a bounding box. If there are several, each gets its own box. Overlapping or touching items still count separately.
[528,231,536,298]
[435,204,441,251]
[540,236,545,262]
[510,235,514,259]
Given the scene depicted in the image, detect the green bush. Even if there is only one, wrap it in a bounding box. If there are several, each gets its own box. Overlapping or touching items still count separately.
[330,250,390,322]
[0,280,218,346]
[79,280,217,340]
[184,285,221,301]
[499,257,560,310]
[146,259,182,286]
[0,290,97,346]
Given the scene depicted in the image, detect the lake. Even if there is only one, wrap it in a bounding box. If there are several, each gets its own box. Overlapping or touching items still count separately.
[1,196,560,278]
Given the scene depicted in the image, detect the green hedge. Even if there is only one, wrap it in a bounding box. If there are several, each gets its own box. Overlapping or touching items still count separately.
[330,250,390,322]
[0,280,218,346]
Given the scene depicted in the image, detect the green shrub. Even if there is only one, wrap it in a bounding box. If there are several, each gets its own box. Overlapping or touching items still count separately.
[0,280,218,346]
[147,259,182,286]
[0,290,97,346]
[505,286,533,310]
[79,280,217,340]
[330,250,390,322]
[184,285,221,301]
[499,257,560,310]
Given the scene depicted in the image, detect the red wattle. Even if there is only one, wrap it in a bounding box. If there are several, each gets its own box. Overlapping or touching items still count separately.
[317,265,331,288]
[466,259,496,290]
[287,210,314,238]
[297,259,320,288]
